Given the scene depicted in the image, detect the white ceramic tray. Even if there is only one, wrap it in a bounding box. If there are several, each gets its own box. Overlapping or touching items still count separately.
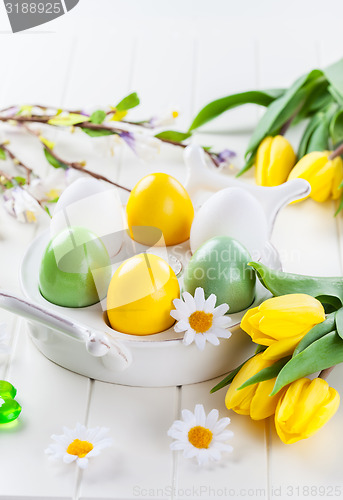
[11,230,281,387]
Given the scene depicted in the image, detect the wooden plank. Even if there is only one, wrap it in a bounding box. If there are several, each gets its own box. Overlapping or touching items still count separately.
[176,378,268,500]
[78,383,178,500]
[0,320,90,499]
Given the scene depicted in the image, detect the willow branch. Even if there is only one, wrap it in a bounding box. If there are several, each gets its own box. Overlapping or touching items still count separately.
[0,143,33,184]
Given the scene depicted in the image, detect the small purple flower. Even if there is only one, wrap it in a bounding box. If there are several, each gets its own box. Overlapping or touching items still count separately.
[217,149,236,163]
[120,131,136,152]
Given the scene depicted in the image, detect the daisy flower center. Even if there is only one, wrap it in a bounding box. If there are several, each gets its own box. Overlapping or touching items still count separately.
[188,425,213,449]
[189,311,213,333]
[66,439,94,458]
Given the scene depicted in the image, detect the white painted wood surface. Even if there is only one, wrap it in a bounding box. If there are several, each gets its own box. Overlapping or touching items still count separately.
[0,4,343,498]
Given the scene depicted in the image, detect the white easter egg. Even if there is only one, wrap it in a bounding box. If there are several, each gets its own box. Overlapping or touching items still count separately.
[190,187,269,256]
[51,178,126,257]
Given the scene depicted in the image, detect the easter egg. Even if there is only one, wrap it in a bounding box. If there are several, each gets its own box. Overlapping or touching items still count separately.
[107,253,180,335]
[190,187,269,255]
[184,236,256,313]
[126,173,194,246]
[51,178,125,257]
[39,227,112,308]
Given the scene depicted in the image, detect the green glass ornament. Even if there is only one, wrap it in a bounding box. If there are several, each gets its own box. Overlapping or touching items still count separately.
[0,381,21,424]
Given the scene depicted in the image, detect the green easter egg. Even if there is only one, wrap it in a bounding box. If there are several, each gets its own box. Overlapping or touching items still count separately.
[39,227,112,308]
[184,236,256,313]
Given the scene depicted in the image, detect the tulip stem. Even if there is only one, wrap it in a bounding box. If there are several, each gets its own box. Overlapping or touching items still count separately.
[319,366,335,380]
[329,144,343,160]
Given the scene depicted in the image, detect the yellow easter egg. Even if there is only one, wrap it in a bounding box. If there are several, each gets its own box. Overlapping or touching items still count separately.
[107,253,180,335]
[126,173,194,246]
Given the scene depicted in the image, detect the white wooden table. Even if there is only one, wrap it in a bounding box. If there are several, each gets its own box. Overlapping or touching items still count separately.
[1,2,343,498]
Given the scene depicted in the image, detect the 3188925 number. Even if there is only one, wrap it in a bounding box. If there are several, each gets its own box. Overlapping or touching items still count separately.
[5,3,62,14]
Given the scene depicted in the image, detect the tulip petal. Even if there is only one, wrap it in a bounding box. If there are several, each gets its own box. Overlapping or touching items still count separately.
[267,135,296,186]
[261,334,304,360]
[250,378,282,420]
[255,136,272,186]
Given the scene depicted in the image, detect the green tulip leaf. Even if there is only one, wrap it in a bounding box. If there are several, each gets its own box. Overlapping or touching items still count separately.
[271,331,343,395]
[329,108,343,145]
[0,147,6,160]
[237,356,291,390]
[335,308,343,340]
[116,92,140,111]
[249,261,343,310]
[335,195,343,216]
[210,357,253,393]
[236,154,256,177]
[293,81,331,124]
[90,110,106,125]
[324,58,343,103]
[297,113,322,158]
[81,127,116,137]
[306,115,330,153]
[44,149,68,170]
[188,89,285,132]
[293,312,336,356]
[245,70,324,158]
[154,130,192,142]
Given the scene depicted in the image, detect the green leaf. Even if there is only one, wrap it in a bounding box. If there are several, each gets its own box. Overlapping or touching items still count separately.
[293,312,336,356]
[90,110,106,125]
[245,70,324,158]
[237,356,291,390]
[210,358,252,393]
[188,89,285,132]
[328,85,343,106]
[324,58,343,103]
[306,114,330,153]
[249,261,343,310]
[0,147,5,160]
[335,308,343,340]
[48,113,88,127]
[44,205,51,217]
[81,127,116,138]
[236,153,256,177]
[330,108,343,145]
[335,195,343,216]
[154,130,192,142]
[293,81,331,124]
[44,148,68,169]
[271,331,343,395]
[12,176,26,186]
[298,113,322,158]
[116,92,140,111]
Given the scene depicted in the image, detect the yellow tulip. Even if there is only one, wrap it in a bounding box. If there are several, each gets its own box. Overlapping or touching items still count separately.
[275,377,340,444]
[255,135,296,187]
[288,151,343,202]
[225,353,284,420]
[241,294,325,360]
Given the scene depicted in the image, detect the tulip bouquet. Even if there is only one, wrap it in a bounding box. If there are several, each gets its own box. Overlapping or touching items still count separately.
[212,262,343,444]
[187,57,343,213]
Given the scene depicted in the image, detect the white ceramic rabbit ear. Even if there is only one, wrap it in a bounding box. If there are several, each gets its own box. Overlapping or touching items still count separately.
[183,144,311,234]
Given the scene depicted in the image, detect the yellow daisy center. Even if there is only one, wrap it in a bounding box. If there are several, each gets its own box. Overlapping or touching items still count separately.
[66,438,94,458]
[188,426,213,449]
[172,111,179,118]
[26,210,36,223]
[189,311,213,333]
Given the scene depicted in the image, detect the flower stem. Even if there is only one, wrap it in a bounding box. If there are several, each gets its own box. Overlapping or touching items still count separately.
[329,143,343,160]
[0,143,33,184]
[319,366,335,380]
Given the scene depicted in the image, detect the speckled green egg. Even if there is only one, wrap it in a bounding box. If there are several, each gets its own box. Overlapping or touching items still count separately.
[184,236,256,313]
[39,227,112,308]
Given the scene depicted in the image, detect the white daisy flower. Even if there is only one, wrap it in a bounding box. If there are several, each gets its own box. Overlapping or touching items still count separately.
[167,404,233,466]
[170,287,232,350]
[45,423,112,469]
[0,324,10,354]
